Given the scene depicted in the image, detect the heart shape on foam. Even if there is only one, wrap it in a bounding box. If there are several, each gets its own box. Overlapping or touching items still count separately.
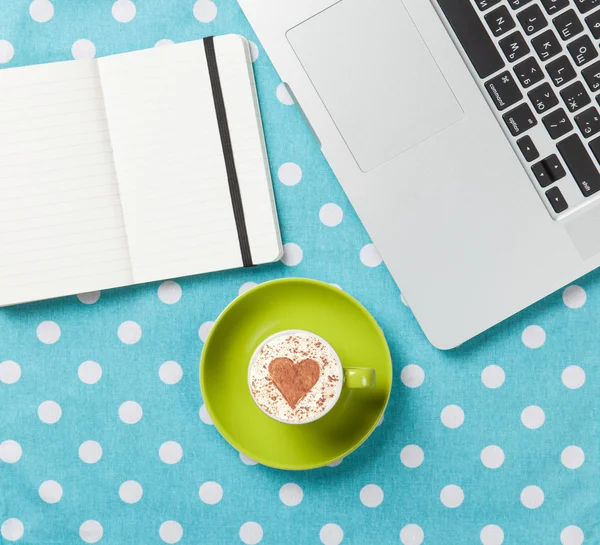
[268,357,321,409]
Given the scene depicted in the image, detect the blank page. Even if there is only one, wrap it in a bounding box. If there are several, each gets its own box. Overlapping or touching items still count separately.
[0,59,132,305]
[98,36,281,284]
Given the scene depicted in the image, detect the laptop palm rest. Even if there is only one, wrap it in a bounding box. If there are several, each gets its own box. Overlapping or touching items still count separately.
[286,0,464,173]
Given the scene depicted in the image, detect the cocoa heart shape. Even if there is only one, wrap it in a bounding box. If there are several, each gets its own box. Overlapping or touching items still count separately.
[268,357,321,409]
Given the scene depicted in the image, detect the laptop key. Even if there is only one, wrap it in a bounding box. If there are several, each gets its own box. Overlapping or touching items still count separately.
[582,61,600,92]
[560,81,591,112]
[508,0,533,9]
[518,5,548,35]
[567,35,598,67]
[514,57,544,88]
[546,55,577,87]
[528,82,559,113]
[486,6,516,37]
[475,0,501,10]
[532,30,562,62]
[575,106,600,137]
[503,103,538,136]
[541,0,570,14]
[557,133,600,196]
[543,107,574,138]
[517,135,540,161]
[500,31,530,63]
[485,71,523,110]
[546,186,569,212]
[574,0,600,14]
[554,9,585,40]
[589,135,600,162]
[436,0,506,79]
[543,154,567,181]
[585,10,600,38]
[532,160,552,186]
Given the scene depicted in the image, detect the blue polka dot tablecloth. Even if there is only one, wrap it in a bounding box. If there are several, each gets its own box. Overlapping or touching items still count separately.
[0,2,598,545]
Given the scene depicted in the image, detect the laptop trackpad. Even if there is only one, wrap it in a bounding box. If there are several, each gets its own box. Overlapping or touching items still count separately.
[286,0,464,172]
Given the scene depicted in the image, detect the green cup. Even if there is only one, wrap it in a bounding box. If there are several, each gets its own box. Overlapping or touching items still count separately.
[248,329,376,425]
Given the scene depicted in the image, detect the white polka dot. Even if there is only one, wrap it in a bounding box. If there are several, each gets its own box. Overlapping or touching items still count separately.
[198,321,214,342]
[400,364,424,388]
[400,445,424,468]
[277,162,302,186]
[239,522,263,545]
[520,485,544,509]
[79,441,102,464]
[155,39,174,47]
[480,445,505,469]
[79,520,103,544]
[563,285,587,308]
[0,440,22,463]
[441,405,464,429]
[193,0,217,22]
[1,519,24,542]
[440,485,464,508]
[481,365,505,389]
[239,452,258,466]
[279,483,303,506]
[199,481,223,505]
[239,282,258,295]
[159,441,182,464]
[400,293,409,307]
[360,244,382,267]
[0,361,21,384]
[158,280,182,304]
[276,82,294,105]
[480,525,504,545]
[327,458,343,467]
[330,283,343,290]
[561,446,585,469]
[521,405,545,429]
[119,480,143,504]
[360,484,383,508]
[71,39,96,60]
[199,404,213,425]
[281,243,303,266]
[377,414,384,426]
[39,480,62,504]
[29,0,54,22]
[562,365,586,389]
[159,521,183,544]
[37,321,61,344]
[319,203,343,227]
[112,0,136,22]
[119,401,142,424]
[400,524,424,545]
[77,291,101,304]
[159,361,183,385]
[38,400,62,424]
[320,524,343,545]
[561,526,584,545]
[249,41,259,62]
[118,321,142,344]
[522,325,546,348]
[0,40,15,64]
[78,361,102,385]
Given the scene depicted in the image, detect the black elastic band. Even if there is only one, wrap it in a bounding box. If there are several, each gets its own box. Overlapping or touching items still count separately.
[204,36,253,268]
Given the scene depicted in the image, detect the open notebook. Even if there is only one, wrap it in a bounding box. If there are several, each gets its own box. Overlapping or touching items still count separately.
[0,35,282,306]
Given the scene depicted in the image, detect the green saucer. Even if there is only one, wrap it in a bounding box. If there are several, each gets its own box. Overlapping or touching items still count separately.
[200,278,392,470]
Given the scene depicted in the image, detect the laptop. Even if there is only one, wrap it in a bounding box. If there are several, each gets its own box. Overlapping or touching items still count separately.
[238,0,600,348]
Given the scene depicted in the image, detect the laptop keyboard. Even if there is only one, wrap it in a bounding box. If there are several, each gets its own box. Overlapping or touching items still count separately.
[437,0,600,218]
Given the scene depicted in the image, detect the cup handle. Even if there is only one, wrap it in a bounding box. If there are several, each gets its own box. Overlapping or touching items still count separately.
[343,368,376,389]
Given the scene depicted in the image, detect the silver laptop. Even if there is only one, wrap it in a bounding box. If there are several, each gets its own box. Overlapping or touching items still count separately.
[238,0,600,348]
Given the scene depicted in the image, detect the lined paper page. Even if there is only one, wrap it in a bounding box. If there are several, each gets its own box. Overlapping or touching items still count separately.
[0,59,132,305]
[98,36,281,284]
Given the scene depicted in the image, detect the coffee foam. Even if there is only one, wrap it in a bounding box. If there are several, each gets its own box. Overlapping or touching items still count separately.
[249,332,342,424]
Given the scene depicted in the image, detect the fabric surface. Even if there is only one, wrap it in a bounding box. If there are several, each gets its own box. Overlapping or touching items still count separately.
[0,1,598,544]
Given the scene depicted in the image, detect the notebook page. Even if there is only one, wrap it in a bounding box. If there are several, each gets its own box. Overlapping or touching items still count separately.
[97,37,280,284]
[0,59,132,305]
